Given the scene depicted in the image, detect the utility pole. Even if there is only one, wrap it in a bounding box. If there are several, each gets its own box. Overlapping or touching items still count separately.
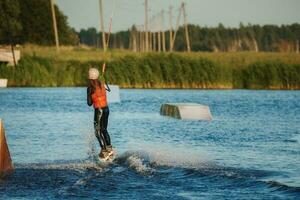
[149,30,152,51]
[137,30,140,52]
[129,29,132,50]
[169,5,173,52]
[161,10,166,52]
[145,0,149,52]
[171,4,183,52]
[99,0,106,52]
[158,30,161,52]
[138,30,141,52]
[139,25,144,52]
[182,2,191,52]
[139,30,142,52]
[153,32,156,52]
[133,31,137,52]
[153,16,156,52]
[50,0,60,52]
[157,12,162,52]
[141,30,144,52]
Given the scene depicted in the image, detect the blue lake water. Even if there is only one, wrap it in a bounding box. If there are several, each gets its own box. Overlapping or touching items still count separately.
[0,88,299,199]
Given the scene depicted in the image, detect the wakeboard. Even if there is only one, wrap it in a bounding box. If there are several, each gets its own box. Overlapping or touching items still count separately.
[98,150,116,163]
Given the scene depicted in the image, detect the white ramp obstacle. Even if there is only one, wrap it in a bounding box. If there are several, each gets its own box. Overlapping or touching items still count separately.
[0,79,8,88]
[160,103,213,121]
[0,119,14,178]
[0,48,20,66]
[107,85,121,103]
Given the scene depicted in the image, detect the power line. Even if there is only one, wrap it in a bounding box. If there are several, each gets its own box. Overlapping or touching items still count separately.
[96,0,190,52]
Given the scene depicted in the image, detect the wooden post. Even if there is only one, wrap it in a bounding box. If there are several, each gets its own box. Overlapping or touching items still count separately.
[10,43,16,67]
[50,0,60,53]
[296,40,299,54]
[0,119,14,178]
[99,0,106,52]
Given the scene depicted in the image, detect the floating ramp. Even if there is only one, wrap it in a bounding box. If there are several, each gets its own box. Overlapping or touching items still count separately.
[0,119,14,177]
[0,79,8,88]
[107,85,121,103]
[0,48,20,65]
[160,103,213,121]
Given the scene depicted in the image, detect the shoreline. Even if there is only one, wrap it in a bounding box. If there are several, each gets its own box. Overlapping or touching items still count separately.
[1,86,299,90]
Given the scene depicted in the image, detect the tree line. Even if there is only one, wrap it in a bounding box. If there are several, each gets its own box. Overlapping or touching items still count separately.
[78,23,300,52]
[1,0,299,52]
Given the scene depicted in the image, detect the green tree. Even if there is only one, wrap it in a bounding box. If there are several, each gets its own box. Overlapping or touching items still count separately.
[78,28,98,46]
[0,0,22,44]
[0,0,78,45]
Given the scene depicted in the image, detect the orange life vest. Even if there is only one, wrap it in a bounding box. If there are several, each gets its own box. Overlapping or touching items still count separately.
[91,84,108,109]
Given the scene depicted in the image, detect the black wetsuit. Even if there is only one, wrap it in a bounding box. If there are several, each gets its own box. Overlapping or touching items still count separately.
[87,85,111,150]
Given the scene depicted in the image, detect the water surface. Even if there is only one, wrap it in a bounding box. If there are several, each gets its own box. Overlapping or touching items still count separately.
[0,88,299,199]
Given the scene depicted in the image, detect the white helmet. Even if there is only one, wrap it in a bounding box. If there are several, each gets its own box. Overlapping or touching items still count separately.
[88,68,99,80]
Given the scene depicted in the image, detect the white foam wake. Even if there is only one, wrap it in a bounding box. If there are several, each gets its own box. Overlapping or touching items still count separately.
[16,160,102,172]
[127,154,152,173]
[119,142,211,171]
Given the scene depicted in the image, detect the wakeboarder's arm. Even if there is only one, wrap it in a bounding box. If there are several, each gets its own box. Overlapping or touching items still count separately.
[105,82,111,92]
[87,87,93,106]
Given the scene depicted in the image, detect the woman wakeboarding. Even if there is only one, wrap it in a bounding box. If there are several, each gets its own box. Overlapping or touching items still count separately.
[87,67,114,160]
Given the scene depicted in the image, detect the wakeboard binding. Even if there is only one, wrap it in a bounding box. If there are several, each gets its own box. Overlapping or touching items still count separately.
[98,147,115,162]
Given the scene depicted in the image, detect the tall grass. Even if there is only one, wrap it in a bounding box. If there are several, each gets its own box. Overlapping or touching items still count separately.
[233,61,300,89]
[1,47,300,89]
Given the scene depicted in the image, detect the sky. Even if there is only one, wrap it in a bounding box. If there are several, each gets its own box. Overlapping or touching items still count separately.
[55,0,300,32]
